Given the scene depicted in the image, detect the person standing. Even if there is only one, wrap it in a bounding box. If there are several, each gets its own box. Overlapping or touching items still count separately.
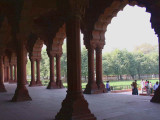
[141,79,145,93]
[106,81,110,92]
[131,80,138,95]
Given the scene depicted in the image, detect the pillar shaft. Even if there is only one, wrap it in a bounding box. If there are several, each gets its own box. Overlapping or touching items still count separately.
[14,65,17,82]
[0,56,7,92]
[9,65,15,83]
[10,65,13,80]
[96,48,106,92]
[96,48,102,84]
[7,66,10,82]
[47,56,57,89]
[36,60,42,86]
[56,55,61,82]
[50,56,54,82]
[12,40,31,102]
[56,55,64,88]
[84,47,98,94]
[55,14,96,120]
[29,59,36,86]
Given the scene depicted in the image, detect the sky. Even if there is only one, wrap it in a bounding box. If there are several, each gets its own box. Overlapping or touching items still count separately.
[102,5,158,52]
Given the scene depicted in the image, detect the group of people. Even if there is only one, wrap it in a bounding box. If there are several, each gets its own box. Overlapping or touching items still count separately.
[141,79,159,95]
[131,79,159,95]
[106,79,159,95]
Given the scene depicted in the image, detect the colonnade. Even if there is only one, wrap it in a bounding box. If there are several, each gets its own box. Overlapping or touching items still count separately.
[29,59,42,86]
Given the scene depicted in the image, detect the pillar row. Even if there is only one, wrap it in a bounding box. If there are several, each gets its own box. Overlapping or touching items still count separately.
[29,59,36,87]
[47,56,57,89]
[14,65,17,82]
[96,47,106,93]
[84,47,98,94]
[0,56,7,92]
[9,65,15,83]
[36,59,42,86]
[12,40,31,102]
[56,54,64,88]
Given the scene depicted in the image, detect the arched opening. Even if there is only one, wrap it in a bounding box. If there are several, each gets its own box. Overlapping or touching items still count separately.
[102,5,159,95]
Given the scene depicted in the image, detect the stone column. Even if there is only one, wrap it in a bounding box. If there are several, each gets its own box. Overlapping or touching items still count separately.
[14,65,17,82]
[0,56,7,92]
[55,9,96,120]
[29,59,36,86]
[9,65,14,83]
[84,47,98,94]
[4,66,7,82]
[36,59,42,86]
[96,47,106,93]
[24,61,28,85]
[7,66,10,82]
[56,54,64,88]
[12,40,31,102]
[47,56,57,89]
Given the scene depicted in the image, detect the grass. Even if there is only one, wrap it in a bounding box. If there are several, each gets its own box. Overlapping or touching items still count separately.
[30,79,159,90]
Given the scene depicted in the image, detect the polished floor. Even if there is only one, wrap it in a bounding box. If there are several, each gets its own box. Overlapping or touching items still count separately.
[0,83,159,120]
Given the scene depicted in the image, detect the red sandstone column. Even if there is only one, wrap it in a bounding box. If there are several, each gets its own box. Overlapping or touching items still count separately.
[7,66,10,82]
[4,67,6,82]
[84,47,98,94]
[0,56,7,92]
[12,40,31,102]
[24,62,28,85]
[9,65,14,83]
[29,59,36,87]
[47,56,57,89]
[55,12,96,120]
[96,47,106,93]
[36,59,42,86]
[14,65,17,82]
[56,54,64,88]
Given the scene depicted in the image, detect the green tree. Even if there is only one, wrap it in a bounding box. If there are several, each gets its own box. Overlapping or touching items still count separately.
[81,47,88,82]
[40,49,50,79]
[61,43,67,81]
[102,53,114,76]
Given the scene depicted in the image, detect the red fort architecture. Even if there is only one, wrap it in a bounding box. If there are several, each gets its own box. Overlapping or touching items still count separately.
[0,0,160,120]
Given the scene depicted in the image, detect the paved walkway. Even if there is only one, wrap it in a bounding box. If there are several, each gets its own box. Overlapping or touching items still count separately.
[0,83,160,120]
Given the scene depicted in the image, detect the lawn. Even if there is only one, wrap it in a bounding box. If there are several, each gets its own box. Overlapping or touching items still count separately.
[37,79,159,90]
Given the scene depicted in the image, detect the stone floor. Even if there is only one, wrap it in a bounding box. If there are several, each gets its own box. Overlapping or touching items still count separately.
[0,83,160,120]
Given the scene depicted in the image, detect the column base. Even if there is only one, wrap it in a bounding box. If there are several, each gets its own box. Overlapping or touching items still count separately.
[150,86,160,103]
[0,84,7,92]
[97,82,107,93]
[55,91,96,120]
[56,80,64,88]
[36,80,43,86]
[47,81,58,89]
[83,82,98,94]
[29,80,37,87]
[11,85,32,102]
